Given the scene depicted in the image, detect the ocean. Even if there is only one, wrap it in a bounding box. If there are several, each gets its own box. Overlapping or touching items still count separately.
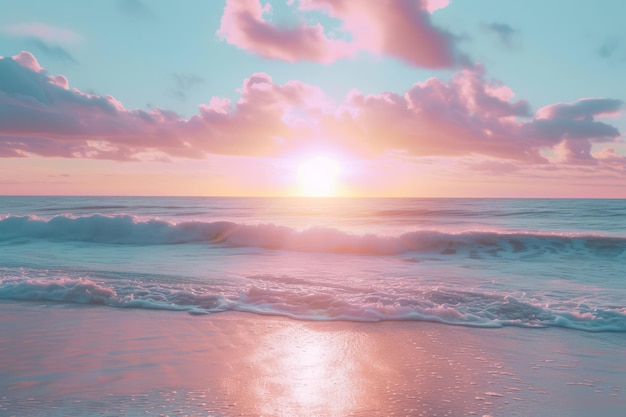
[1,197,625,331]
[1,196,625,416]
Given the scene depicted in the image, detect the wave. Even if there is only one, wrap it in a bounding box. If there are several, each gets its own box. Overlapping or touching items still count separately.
[1,214,625,257]
[1,277,625,332]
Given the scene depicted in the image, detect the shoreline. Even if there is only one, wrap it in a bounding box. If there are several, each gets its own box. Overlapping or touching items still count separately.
[1,302,624,416]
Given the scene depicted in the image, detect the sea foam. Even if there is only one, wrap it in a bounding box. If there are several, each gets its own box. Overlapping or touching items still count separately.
[1,276,625,332]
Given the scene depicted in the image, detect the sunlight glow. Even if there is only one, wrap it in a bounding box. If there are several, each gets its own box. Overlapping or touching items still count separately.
[253,325,362,416]
[297,156,341,197]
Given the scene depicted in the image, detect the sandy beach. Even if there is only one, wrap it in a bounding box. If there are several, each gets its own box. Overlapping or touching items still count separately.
[1,302,624,417]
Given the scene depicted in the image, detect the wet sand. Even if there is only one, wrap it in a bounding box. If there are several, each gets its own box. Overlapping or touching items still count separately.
[1,302,624,416]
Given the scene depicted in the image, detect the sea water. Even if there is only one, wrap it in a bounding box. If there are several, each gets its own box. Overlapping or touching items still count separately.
[1,196,625,332]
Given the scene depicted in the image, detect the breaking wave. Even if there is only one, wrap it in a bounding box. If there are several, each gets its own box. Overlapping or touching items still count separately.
[1,214,625,257]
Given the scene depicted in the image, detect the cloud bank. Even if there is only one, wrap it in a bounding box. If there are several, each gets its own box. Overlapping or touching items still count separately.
[0,51,623,167]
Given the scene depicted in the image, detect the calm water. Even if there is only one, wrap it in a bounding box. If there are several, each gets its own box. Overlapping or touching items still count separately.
[1,196,625,331]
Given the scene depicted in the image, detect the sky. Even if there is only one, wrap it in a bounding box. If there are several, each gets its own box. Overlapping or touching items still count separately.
[0,0,625,197]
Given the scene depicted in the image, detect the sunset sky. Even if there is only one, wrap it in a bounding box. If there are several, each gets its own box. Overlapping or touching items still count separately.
[1,0,625,197]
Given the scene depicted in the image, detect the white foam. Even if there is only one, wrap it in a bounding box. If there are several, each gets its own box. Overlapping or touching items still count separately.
[1,277,624,332]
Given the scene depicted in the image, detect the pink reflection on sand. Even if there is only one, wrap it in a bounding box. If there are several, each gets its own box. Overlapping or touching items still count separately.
[3,304,624,416]
[250,324,366,416]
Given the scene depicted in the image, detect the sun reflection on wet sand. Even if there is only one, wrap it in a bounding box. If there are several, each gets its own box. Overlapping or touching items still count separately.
[227,320,525,417]
[250,325,364,416]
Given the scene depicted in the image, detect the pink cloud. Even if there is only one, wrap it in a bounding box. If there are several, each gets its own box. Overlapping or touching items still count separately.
[317,67,622,167]
[0,51,622,168]
[535,98,623,120]
[522,98,622,165]
[218,0,462,68]
[0,53,185,159]
[423,0,450,13]
[217,0,354,63]
[12,51,44,72]
[0,53,327,160]
[50,74,69,89]
[319,65,537,160]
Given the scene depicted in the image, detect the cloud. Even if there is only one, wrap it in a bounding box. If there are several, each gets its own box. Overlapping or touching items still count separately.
[4,22,82,44]
[174,73,204,90]
[535,98,622,120]
[481,22,519,49]
[462,159,523,175]
[0,51,622,168]
[0,52,325,160]
[10,50,44,72]
[0,52,180,160]
[117,0,155,19]
[27,39,78,64]
[171,73,205,101]
[3,22,80,64]
[217,0,465,68]
[423,0,449,13]
[597,37,620,59]
[217,0,354,64]
[316,69,621,166]
[596,36,625,63]
[522,98,623,164]
[319,64,540,161]
[189,72,331,155]
[326,77,622,165]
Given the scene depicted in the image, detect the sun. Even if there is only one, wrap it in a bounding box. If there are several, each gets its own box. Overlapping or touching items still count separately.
[297,156,341,197]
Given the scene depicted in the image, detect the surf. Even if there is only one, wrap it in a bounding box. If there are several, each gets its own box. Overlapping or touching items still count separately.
[1,276,625,332]
[1,214,625,258]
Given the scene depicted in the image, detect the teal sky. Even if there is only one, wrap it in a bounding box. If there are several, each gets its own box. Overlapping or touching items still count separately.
[2,0,623,116]
[0,0,625,196]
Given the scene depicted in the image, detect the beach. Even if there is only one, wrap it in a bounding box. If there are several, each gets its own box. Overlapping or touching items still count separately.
[2,0,626,414]
[2,301,624,417]
[1,196,625,416]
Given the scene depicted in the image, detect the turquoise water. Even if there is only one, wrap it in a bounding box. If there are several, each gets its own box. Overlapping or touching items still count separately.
[1,197,625,331]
